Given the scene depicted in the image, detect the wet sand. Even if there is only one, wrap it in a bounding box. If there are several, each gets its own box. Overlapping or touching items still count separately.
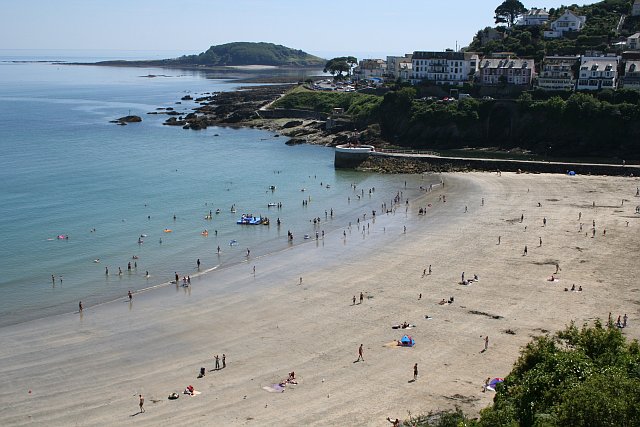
[1,172,639,426]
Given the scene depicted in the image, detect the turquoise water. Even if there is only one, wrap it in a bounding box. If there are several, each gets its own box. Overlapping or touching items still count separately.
[0,53,425,327]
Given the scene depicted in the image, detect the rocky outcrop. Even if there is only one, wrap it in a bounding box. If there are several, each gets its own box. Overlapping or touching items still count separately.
[109,115,142,125]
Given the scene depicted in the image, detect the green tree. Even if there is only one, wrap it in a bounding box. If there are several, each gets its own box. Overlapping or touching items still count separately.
[323,57,354,80]
[479,321,640,426]
[494,0,527,27]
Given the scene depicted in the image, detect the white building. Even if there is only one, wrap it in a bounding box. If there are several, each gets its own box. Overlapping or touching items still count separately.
[627,32,640,50]
[576,55,619,90]
[354,59,386,80]
[518,8,550,26]
[478,57,535,86]
[633,0,640,17]
[536,56,579,91]
[386,54,413,81]
[410,51,479,86]
[544,10,587,38]
[621,60,640,90]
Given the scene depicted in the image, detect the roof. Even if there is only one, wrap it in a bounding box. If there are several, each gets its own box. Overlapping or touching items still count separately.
[413,51,475,61]
[625,60,640,72]
[481,58,534,69]
[555,9,586,22]
[580,58,617,71]
[525,8,549,17]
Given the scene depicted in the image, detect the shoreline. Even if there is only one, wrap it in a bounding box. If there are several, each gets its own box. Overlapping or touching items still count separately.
[2,172,639,425]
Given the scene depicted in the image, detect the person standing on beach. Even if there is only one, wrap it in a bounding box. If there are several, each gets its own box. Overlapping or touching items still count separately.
[357,344,364,361]
[197,258,200,269]
[498,236,501,245]
[539,237,542,247]
[222,354,226,369]
[523,246,528,256]
[484,336,489,351]
[413,363,418,381]
[428,265,432,275]
[359,292,364,304]
[352,295,356,305]
[128,290,132,302]
[79,301,83,312]
[139,394,145,413]
[543,217,547,227]
[215,354,220,370]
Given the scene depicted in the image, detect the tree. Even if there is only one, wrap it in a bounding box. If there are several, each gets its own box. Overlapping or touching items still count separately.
[479,321,640,426]
[323,57,354,80]
[494,0,527,27]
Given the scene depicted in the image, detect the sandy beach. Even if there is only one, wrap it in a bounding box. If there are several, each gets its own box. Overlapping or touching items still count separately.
[1,172,639,426]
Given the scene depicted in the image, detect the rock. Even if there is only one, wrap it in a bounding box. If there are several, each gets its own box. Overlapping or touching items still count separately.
[115,115,142,123]
[281,120,303,129]
[285,138,306,145]
[181,95,193,100]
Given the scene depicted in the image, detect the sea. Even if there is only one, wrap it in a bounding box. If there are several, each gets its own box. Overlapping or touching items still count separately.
[0,50,428,327]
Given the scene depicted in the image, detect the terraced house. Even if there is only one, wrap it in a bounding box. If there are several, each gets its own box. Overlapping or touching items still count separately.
[477,57,535,87]
[576,54,619,90]
[536,56,579,91]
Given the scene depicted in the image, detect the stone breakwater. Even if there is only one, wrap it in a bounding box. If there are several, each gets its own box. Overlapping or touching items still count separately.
[357,153,640,176]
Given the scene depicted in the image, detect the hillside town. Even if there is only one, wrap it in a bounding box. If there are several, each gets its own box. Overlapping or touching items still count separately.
[342,0,640,96]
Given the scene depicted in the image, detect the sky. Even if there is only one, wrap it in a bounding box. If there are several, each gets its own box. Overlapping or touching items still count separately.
[1,0,597,59]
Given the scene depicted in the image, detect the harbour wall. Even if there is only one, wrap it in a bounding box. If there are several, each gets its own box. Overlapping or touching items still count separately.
[336,150,640,177]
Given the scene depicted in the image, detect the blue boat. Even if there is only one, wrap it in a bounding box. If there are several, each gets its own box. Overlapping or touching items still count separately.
[237,214,263,225]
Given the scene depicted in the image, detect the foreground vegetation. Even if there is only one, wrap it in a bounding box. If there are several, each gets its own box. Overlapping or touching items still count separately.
[401,322,640,427]
[271,87,382,123]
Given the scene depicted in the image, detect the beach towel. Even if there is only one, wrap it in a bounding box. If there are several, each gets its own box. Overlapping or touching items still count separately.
[262,384,285,393]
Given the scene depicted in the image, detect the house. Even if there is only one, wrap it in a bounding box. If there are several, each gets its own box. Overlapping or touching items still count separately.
[576,54,619,90]
[620,60,640,90]
[477,57,535,87]
[536,56,580,91]
[354,59,386,80]
[544,10,587,38]
[386,54,413,81]
[410,51,479,86]
[627,32,640,50]
[633,0,640,16]
[518,8,550,26]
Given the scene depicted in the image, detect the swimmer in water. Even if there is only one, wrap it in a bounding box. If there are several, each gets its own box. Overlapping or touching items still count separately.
[93,259,100,263]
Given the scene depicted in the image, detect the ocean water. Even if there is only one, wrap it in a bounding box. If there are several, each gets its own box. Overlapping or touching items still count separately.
[0,52,427,327]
